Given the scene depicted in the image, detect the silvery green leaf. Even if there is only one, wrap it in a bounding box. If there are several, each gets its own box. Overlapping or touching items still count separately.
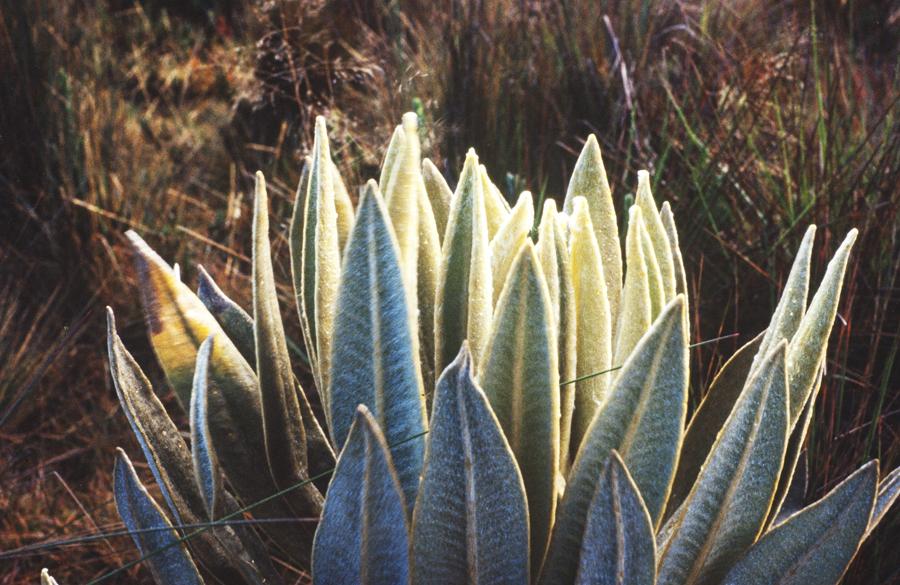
[536,199,577,473]
[568,197,613,451]
[312,406,411,585]
[252,171,314,496]
[490,190,534,304]
[635,171,676,300]
[422,158,453,241]
[289,155,312,342]
[191,335,221,520]
[382,113,423,296]
[332,159,355,255]
[328,181,426,510]
[479,241,560,571]
[480,164,511,239]
[774,450,808,525]
[573,452,655,585]
[866,465,900,540]
[541,297,687,585]
[787,229,857,425]
[293,116,340,402]
[434,149,493,375]
[665,332,764,520]
[108,311,280,584]
[563,134,621,322]
[750,225,816,379]
[613,206,652,366]
[657,342,789,585]
[723,461,877,585]
[379,124,404,192]
[637,201,665,319]
[412,345,529,585]
[197,265,256,368]
[114,448,204,585]
[417,181,443,404]
[660,202,688,315]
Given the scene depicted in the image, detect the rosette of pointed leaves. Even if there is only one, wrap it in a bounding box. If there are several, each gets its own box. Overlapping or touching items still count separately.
[78,115,897,585]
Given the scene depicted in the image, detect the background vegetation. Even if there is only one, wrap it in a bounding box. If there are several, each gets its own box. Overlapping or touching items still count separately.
[0,0,897,582]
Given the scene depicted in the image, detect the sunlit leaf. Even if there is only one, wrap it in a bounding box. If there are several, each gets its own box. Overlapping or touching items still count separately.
[422,158,453,241]
[635,170,676,300]
[613,205,652,368]
[434,149,493,374]
[479,241,559,571]
[657,342,789,585]
[417,182,443,402]
[541,297,687,585]
[480,164,511,239]
[196,266,255,368]
[332,160,355,255]
[865,465,900,540]
[568,197,612,450]
[563,134,621,321]
[490,191,534,304]
[660,202,688,315]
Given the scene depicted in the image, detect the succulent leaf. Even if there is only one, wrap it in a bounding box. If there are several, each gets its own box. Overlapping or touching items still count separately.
[331,160,355,255]
[568,197,613,450]
[252,171,313,494]
[722,461,877,585]
[635,171,677,300]
[382,112,422,296]
[563,134,621,321]
[637,204,666,319]
[422,158,453,240]
[312,406,411,585]
[536,199,577,473]
[412,345,529,585]
[666,332,764,519]
[114,448,204,585]
[573,452,656,585]
[417,182,443,402]
[480,164,511,239]
[786,229,857,425]
[541,297,687,585]
[489,190,535,304]
[328,181,426,510]
[479,241,560,571]
[659,202,688,314]
[613,206,652,366]
[656,342,789,585]
[434,149,493,374]
[197,266,256,367]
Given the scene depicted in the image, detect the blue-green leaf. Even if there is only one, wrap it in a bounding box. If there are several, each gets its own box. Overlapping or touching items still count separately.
[541,297,687,585]
[197,265,255,367]
[412,344,529,585]
[328,180,426,510]
[114,448,204,585]
[312,406,410,585]
[191,335,221,520]
[657,342,789,585]
[479,240,560,571]
[574,451,655,585]
[723,461,877,585]
[866,465,900,540]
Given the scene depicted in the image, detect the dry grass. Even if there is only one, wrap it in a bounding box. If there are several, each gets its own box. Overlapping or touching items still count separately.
[0,0,897,582]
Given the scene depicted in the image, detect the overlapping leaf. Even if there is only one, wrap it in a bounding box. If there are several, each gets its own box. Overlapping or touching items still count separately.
[327,181,426,509]
[422,158,453,240]
[312,407,410,585]
[479,241,560,571]
[489,191,534,304]
[412,345,529,585]
[613,206,652,365]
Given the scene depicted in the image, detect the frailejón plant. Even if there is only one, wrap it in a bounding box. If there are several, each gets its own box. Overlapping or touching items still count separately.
[46,113,899,585]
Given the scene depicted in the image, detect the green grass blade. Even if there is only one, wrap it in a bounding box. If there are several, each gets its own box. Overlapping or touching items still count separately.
[657,342,789,585]
[479,241,560,572]
[328,181,426,511]
[412,345,529,585]
[723,461,878,585]
[312,407,411,585]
